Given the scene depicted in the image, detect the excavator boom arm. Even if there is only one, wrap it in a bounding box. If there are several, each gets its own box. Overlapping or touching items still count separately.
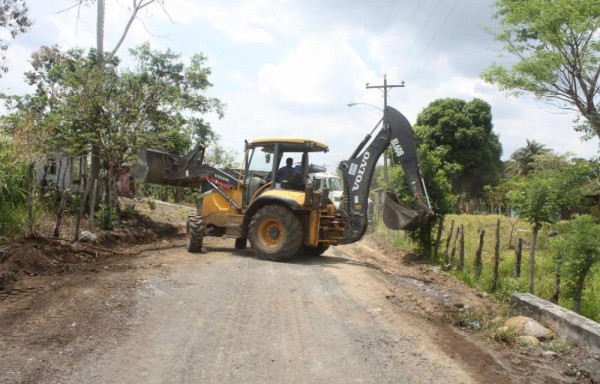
[338,106,433,244]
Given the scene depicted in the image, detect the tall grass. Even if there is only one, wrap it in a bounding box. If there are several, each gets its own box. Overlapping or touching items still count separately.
[0,137,30,237]
[374,214,600,322]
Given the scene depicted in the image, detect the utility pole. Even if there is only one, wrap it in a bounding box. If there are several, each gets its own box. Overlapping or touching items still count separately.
[365,74,405,185]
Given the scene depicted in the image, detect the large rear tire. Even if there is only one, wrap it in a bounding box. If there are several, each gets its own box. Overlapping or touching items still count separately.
[186,215,204,253]
[249,205,303,261]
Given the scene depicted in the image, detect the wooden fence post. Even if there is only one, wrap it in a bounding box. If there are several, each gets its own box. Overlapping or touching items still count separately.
[491,219,501,292]
[529,227,539,294]
[450,225,461,266]
[475,229,485,279]
[444,219,455,264]
[458,224,465,272]
[513,238,523,278]
[433,216,444,261]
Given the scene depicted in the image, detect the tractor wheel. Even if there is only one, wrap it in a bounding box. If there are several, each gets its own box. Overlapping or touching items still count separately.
[186,215,204,253]
[300,244,330,257]
[249,205,303,261]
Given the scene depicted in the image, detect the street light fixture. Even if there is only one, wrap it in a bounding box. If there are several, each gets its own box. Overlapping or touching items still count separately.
[347,102,383,111]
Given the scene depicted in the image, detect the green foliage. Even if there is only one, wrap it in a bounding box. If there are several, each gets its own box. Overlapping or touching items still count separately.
[507,158,592,229]
[415,98,503,198]
[0,133,31,236]
[95,204,118,230]
[147,198,157,210]
[123,203,137,215]
[551,215,600,314]
[0,0,31,75]
[507,139,550,177]
[4,43,224,187]
[482,0,600,139]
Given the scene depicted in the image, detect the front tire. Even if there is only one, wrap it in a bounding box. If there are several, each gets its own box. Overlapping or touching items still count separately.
[249,205,303,261]
[186,215,204,253]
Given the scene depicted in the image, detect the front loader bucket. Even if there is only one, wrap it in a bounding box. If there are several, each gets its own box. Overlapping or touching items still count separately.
[132,149,180,185]
[382,191,431,231]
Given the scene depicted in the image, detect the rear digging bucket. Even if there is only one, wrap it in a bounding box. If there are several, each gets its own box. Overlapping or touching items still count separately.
[382,191,427,231]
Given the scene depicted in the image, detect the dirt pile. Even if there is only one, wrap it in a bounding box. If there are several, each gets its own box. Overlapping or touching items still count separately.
[0,202,186,291]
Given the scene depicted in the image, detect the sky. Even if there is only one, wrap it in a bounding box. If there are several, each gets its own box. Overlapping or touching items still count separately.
[2,0,599,170]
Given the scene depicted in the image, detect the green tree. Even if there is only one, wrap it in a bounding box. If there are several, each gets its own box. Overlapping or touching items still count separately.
[482,0,600,140]
[508,158,592,293]
[3,43,224,229]
[0,0,31,75]
[507,139,550,177]
[17,43,224,175]
[552,215,600,314]
[415,98,503,198]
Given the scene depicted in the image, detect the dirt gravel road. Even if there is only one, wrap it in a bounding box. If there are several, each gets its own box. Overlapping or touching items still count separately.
[58,240,475,384]
[2,236,595,383]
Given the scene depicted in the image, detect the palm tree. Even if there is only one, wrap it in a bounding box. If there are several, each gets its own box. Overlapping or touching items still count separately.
[509,139,550,176]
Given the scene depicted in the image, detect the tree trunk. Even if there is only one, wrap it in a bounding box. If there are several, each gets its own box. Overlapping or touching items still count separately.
[40,160,49,197]
[102,171,112,229]
[552,253,562,304]
[173,186,182,203]
[89,0,104,232]
[529,226,539,294]
[74,171,90,241]
[89,146,100,231]
[88,179,98,231]
[26,162,35,238]
[53,157,70,238]
[514,238,523,278]
[573,261,593,314]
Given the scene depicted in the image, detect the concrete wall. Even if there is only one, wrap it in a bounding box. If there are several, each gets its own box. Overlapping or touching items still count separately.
[510,293,600,353]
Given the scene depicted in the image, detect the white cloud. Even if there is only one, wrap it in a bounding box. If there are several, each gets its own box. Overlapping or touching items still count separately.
[152,0,300,43]
[257,30,375,105]
[2,0,598,169]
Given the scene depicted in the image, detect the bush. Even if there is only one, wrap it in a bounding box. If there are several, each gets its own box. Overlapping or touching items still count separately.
[0,136,30,236]
[95,204,119,230]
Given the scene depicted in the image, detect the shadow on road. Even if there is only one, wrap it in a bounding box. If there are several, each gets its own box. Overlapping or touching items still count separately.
[202,245,355,267]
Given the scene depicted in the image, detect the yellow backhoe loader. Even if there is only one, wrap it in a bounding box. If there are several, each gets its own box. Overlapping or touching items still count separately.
[133,105,433,261]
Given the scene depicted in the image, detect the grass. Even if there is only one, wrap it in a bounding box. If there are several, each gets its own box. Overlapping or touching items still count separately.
[374,214,600,323]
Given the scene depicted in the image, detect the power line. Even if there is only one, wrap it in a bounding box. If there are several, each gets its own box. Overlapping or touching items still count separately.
[390,0,421,65]
[409,0,442,53]
[384,0,397,32]
[405,0,461,74]
[418,0,461,58]
[402,0,421,36]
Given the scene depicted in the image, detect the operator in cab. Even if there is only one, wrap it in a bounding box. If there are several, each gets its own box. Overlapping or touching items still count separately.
[276,157,295,187]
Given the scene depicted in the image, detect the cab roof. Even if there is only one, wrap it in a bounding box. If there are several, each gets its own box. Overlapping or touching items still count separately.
[248,138,329,153]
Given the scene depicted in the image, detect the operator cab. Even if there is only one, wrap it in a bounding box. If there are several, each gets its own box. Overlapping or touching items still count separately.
[242,138,329,206]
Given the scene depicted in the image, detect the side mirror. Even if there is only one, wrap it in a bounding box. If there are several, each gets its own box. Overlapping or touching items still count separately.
[265,153,271,163]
